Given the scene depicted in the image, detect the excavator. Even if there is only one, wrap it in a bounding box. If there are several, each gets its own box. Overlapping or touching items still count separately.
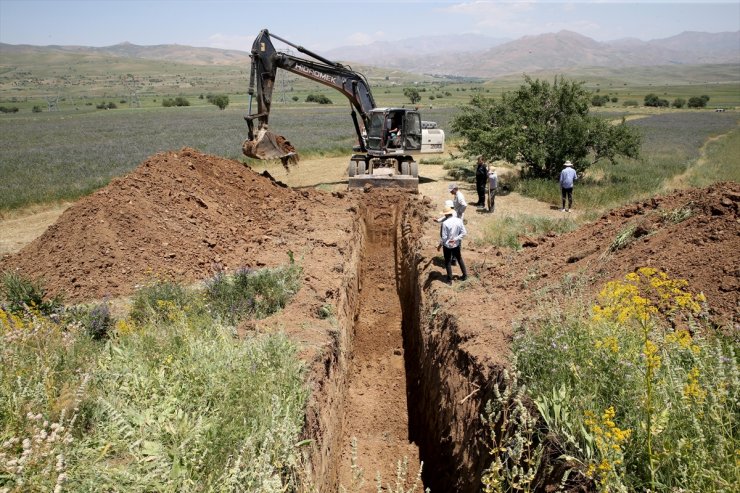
[242,29,444,191]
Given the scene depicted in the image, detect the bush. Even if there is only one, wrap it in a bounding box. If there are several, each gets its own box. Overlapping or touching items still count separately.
[496,269,739,492]
[687,95,710,108]
[129,278,195,324]
[591,94,610,106]
[0,106,19,113]
[1,271,62,315]
[305,93,332,104]
[32,105,42,113]
[672,97,686,108]
[205,260,302,325]
[207,94,229,110]
[644,93,669,107]
[162,97,190,108]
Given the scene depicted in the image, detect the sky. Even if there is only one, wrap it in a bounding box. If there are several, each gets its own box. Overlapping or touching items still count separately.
[1,1,738,52]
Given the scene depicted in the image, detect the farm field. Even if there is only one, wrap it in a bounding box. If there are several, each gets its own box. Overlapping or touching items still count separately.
[1,53,739,491]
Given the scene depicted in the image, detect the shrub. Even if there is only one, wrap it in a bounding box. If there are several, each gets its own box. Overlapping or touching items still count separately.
[32,105,42,113]
[672,97,686,109]
[162,97,190,108]
[644,93,669,107]
[1,271,62,315]
[687,95,710,108]
[129,278,195,324]
[0,106,19,113]
[496,269,739,492]
[207,94,229,110]
[205,259,302,325]
[305,93,332,104]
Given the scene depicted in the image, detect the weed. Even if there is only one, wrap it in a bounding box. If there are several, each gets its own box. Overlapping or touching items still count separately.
[129,277,194,324]
[0,270,62,315]
[605,224,636,254]
[478,214,578,250]
[660,202,694,224]
[317,303,334,319]
[507,269,738,492]
[205,261,302,325]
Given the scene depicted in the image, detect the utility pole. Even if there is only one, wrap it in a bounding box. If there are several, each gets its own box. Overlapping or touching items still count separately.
[122,74,141,108]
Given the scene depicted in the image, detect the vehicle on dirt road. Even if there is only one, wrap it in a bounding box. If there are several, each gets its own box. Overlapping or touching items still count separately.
[242,29,445,191]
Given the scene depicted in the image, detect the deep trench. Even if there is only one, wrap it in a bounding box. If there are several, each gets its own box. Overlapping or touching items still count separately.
[303,194,493,492]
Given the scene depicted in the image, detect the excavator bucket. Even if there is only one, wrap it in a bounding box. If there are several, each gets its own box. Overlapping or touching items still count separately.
[242,128,299,166]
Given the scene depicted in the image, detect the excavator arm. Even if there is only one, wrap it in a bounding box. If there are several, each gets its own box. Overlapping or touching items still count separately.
[243,29,377,163]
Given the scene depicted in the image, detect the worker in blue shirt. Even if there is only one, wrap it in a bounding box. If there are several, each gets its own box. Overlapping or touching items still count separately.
[559,160,578,212]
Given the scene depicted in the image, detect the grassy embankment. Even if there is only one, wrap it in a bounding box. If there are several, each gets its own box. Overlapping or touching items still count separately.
[1,262,309,491]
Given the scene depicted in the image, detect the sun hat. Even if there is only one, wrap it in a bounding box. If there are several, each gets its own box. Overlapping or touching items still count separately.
[439,206,455,216]
[445,199,454,208]
[564,160,573,167]
[448,183,458,191]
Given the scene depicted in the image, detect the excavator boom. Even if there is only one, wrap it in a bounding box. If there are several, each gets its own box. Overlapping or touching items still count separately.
[243,29,376,165]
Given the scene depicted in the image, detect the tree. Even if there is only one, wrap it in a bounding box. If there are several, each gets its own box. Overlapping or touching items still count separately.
[403,87,421,105]
[687,95,710,108]
[450,75,641,179]
[208,94,229,110]
[672,98,686,109]
[644,93,669,107]
[306,94,332,104]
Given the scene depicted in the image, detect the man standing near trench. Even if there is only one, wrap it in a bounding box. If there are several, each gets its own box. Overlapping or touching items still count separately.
[437,205,467,284]
[559,160,578,212]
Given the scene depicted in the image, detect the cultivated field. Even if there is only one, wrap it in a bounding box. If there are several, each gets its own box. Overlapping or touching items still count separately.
[1,52,739,492]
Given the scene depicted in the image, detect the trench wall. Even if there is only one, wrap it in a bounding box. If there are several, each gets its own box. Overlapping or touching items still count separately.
[301,202,367,491]
[397,202,496,492]
[303,195,498,492]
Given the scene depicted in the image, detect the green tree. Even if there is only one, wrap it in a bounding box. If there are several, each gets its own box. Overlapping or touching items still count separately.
[209,94,229,110]
[450,75,641,178]
[403,87,421,104]
[687,95,710,108]
[644,93,669,107]
[306,94,332,104]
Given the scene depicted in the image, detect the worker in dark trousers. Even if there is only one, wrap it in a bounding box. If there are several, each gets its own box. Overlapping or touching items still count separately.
[437,205,468,284]
[474,157,487,207]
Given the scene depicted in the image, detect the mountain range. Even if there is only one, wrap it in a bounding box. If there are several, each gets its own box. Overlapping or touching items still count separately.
[2,30,738,78]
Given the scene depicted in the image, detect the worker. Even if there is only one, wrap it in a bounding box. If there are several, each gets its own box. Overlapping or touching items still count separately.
[448,183,467,221]
[437,205,468,284]
[559,160,578,212]
[487,167,498,212]
[474,157,488,207]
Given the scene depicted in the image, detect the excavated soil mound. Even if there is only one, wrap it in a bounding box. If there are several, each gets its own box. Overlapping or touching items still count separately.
[0,147,352,303]
[446,182,740,362]
[505,181,740,327]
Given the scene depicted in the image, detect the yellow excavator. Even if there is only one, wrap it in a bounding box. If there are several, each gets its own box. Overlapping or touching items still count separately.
[242,29,445,191]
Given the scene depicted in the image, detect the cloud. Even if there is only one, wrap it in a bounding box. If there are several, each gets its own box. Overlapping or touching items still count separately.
[440,1,536,36]
[345,31,388,46]
[206,33,254,50]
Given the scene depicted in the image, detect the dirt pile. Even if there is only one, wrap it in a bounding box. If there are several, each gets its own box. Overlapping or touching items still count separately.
[0,148,352,303]
[502,181,740,327]
[427,182,739,373]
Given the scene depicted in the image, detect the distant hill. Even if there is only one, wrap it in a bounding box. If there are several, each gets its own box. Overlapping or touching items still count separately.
[1,30,737,78]
[0,42,252,66]
[331,30,740,78]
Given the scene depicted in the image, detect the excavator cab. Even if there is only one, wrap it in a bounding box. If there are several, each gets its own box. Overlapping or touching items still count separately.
[366,109,422,153]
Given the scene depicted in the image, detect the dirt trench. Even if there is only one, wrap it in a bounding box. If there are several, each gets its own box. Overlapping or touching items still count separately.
[303,192,492,492]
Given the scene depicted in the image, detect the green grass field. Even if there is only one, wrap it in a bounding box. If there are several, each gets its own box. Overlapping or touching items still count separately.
[1,52,739,213]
